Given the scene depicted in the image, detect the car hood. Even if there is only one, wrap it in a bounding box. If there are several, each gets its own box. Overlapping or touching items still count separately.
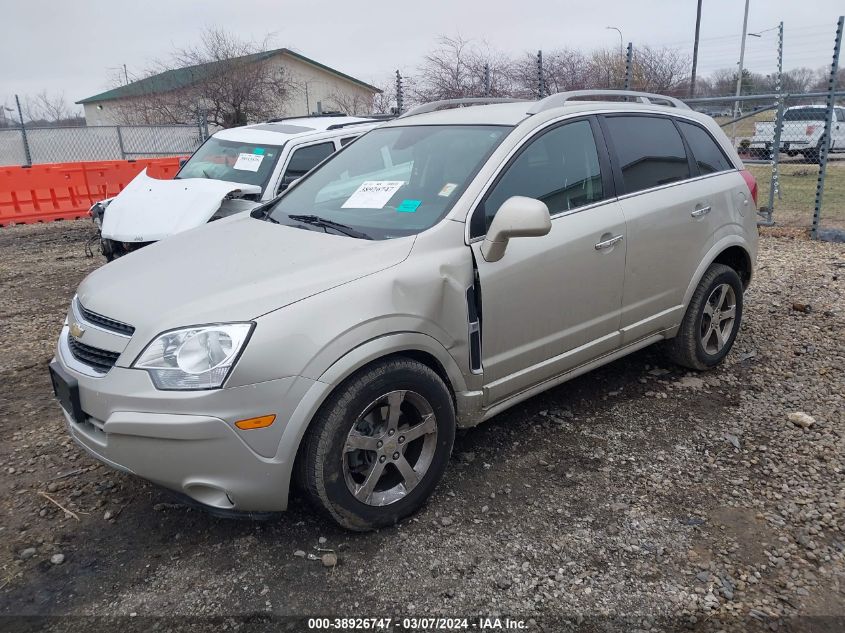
[100,169,263,242]
[77,214,415,339]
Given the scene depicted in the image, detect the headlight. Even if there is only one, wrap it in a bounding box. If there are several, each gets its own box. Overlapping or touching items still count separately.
[133,323,253,390]
[89,198,112,229]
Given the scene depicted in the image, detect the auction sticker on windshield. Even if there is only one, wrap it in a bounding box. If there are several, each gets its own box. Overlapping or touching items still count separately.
[233,153,264,172]
[342,181,404,209]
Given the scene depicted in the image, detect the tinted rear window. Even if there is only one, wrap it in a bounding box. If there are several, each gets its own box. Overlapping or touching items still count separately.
[604,116,690,194]
[784,108,827,121]
[677,121,733,175]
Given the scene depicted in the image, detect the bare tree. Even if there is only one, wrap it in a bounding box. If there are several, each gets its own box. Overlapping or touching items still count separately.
[412,36,513,102]
[112,28,294,127]
[628,46,691,95]
[326,90,374,115]
[22,91,84,126]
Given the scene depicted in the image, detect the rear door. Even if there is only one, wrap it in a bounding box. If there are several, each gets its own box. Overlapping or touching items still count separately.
[469,117,627,404]
[601,114,729,344]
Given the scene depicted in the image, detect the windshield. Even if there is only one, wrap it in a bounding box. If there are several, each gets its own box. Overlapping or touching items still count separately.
[176,137,283,192]
[266,125,511,239]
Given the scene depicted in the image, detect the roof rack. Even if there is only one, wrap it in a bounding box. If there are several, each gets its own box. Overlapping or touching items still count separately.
[527,90,690,115]
[267,112,346,123]
[399,98,528,119]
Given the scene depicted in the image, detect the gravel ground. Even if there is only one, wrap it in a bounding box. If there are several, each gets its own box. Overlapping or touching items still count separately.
[0,220,843,632]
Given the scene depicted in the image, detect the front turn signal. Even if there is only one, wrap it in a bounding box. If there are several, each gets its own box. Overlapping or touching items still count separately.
[235,414,276,430]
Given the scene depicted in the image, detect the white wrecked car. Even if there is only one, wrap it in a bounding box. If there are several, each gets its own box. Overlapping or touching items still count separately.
[91,115,380,260]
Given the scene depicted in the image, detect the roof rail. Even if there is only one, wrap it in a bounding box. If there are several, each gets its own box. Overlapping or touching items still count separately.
[527,90,690,115]
[325,119,383,130]
[399,98,528,119]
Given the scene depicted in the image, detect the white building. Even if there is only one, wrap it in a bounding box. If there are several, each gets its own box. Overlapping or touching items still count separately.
[77,48,380,126]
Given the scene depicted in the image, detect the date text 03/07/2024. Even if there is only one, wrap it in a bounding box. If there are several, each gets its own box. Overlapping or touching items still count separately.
[306,617,528,630]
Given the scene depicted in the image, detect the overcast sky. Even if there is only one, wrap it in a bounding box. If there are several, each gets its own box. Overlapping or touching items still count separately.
[2,0,844,111]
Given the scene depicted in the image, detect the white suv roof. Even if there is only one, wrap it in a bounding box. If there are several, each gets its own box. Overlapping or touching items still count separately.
[214,116,380,145]
[382,91,712,127]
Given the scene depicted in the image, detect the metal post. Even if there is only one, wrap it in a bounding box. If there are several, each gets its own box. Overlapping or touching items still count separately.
[811,15,844,239]
[689,0,703,97]
[764,22,784,225]
[15,94,32,166]
[484,63,491,97]
[395,70,404,114]
[624,42,633,90]
[731,0,751,145]
[536,50,545,99]
[116,125,127,160]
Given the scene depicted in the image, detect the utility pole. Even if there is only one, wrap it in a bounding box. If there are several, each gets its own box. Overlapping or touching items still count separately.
[624,43,633,90]
[689,0,703,97]
[731,0,751,144]
[123,64,129,85]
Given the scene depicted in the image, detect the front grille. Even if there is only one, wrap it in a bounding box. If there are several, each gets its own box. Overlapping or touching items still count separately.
[67,336,120,374]
[78,302,135,336]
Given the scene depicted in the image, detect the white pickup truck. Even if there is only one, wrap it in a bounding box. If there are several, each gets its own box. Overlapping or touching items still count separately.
[748,105,845,161]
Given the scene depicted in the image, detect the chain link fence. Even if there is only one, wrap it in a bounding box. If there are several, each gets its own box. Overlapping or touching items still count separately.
[0,124,204,167]
[686,92,845,235]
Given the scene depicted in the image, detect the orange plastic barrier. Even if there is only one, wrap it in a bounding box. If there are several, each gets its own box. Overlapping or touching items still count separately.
[0,158,185,227]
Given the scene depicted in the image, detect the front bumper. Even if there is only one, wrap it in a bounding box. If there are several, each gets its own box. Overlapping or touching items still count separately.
[52,329,317,512]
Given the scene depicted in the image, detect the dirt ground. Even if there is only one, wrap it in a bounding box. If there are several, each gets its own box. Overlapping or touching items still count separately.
[0,220,843,633]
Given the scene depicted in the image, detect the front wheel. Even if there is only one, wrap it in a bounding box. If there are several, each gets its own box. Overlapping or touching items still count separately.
[298,358,455,530]
[664,264,744,371]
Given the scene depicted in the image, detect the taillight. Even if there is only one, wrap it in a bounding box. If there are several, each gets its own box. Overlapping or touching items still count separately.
[806,125,816,135]
[740,169,758,207]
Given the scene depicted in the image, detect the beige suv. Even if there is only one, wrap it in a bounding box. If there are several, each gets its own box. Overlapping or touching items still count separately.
[50,91,759,530]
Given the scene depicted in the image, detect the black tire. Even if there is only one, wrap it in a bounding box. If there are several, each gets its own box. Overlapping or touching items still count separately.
[664,264,744,371]
[298,358,455,531]
[802,144,822,164]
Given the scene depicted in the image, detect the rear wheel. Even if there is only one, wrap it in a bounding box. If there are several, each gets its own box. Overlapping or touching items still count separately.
[298,358,455,531]
[664,264,743,371]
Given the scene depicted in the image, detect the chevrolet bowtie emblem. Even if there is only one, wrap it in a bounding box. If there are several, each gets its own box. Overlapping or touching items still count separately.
[69,322,85,339]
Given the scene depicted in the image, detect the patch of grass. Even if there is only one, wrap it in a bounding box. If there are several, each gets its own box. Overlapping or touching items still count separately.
[747,162,845,229]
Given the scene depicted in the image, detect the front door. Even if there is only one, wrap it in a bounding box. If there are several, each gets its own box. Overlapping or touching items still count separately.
[469,118,626,405]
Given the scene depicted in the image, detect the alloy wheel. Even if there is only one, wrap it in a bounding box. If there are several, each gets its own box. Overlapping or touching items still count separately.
[342,390,438,506]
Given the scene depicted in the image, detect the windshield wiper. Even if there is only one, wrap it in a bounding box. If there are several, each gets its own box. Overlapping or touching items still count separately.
[287,214,373,240]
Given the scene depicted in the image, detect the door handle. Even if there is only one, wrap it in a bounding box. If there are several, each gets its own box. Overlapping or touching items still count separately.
[691,205,712,218]
[594,234,624,250]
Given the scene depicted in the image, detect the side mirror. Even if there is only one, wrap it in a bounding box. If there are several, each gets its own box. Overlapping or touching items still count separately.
[480,196,551,262]
[178,158,188,168]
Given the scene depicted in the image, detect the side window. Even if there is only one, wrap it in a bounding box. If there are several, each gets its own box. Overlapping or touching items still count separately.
[837,109,845,123]
[279,142,335,191]
[478,120,605,234]
[677,121,733,174]
[340,136,357,147]
[604,116,690,194]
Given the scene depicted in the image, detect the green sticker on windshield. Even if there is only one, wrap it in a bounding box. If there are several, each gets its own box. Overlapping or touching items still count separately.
[253,148,265,155]
[397,199,421,213]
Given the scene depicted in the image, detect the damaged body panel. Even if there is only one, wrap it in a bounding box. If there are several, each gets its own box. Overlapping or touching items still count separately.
[101,169,262,243]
